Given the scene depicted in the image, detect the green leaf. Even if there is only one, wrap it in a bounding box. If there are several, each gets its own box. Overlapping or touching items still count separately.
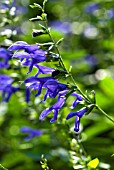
[43,0,48,9]
[30,3,42,10]
[38,42,54,46]
[29,16,42,21]
[56,38,64,45]
[34,3,42,9]
[39,24,47,31]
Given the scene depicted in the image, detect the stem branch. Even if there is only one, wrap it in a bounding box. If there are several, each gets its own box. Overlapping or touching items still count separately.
[95,104,114,123]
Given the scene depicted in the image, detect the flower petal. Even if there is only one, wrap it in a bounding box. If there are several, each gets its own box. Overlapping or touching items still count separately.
[50,109,59,123]
[39,108,52,121]
[13,52,31,59]
[74,116,80,132]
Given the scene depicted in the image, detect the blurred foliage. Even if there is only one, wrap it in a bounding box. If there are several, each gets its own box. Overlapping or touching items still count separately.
[0,0,114,170]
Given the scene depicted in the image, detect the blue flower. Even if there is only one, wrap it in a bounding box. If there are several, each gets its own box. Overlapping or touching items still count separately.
[8,41,38,52]
[24,76,52,102]
[107,8,114,19]
[0,75,18,102]
[8,41,46,73]
[84,3,99,14]
[22,62,55,77]
[0,75,13,89]
[1,84,19,102]
[39,96,66,123]
[24,76,68,103]
[50,21,71,34]
[20,126,43,141]
[42,79,68,102]
[34,65,55,77]
[71,92,82,109]
[0,48,11,69]
[84,55,97,66]
[66,107,88,132]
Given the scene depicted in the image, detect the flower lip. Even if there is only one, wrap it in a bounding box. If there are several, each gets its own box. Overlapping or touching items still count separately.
[66,107,87,120]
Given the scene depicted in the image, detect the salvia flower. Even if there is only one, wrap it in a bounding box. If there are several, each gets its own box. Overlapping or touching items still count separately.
[42,79,68,102]
[0,75,18,102]
[24,76,52,102]
[8,41,46,73]
[22,62,55,77]
[0,48,11,69]
[24,76,68,103]
[0,75,13,89]
[71,92,83,109]
[50,21,71,34]
[84,3,99,14]
[20,126,43,141]
[107,8,114,19]
[1,84,19,102]
[66,107,88,132]
[84,55,97,66]
[39,96,66,123]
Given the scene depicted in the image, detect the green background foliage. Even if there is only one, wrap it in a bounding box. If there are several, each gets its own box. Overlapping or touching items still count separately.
[0,0,114,169]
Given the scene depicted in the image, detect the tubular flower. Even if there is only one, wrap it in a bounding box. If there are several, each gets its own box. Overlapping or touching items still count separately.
[20,126,43,141]
[39,96,66,123]
[66,107,88,132]
[0,48,11,69]
[1,85,19,102]
[0,75,18,102]
[8,41,46,73]
[42,79,68,102]
[0,75,13,88]
[71,92,83,109]
[24,76,52,102]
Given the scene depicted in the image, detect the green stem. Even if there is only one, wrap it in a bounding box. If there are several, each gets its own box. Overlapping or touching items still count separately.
[95,104,114,123]
[44,20,67,71]
[44,18,90,102]
[0,164,8,170]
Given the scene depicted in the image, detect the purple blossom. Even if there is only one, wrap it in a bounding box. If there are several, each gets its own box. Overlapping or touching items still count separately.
[42,79,68,102]
[71,92,83,109]
[50,21,71,34]
[0,48,11,69]
[84,55,97,66]
[20,126,43,141]
[24,76,52,102]
[84,3,99,14]
[107,8,114,19]
[8,41,46,73]
[0,75,13,89]
[22,62,55,77]
[34,65,55,77]
[24,76,67,103]
[0,75,18,102]
[66,107,88,132]
[39,96,66,123]
[1,0,28,15]
[1,84,19,102]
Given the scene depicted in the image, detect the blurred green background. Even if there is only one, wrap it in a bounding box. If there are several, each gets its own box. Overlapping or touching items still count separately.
[0,0,114,169]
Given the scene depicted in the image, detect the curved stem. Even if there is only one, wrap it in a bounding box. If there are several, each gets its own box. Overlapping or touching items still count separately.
[95,104,114,123]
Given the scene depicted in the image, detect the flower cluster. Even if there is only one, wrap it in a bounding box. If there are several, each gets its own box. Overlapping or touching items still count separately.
[0,47,19,102]
[8,40,88,132]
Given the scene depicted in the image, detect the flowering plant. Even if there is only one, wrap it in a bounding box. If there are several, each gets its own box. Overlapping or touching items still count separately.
[0,0,114,170]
